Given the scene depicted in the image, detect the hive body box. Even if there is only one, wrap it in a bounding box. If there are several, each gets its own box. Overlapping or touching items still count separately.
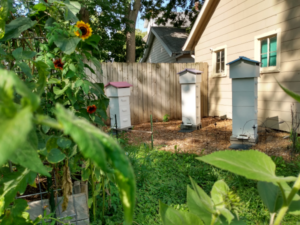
[227,56,260,145]
[105,82,132,130]
[177,69,202,130]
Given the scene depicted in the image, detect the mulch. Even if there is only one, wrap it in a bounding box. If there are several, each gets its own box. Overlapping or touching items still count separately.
[124,117,297,161]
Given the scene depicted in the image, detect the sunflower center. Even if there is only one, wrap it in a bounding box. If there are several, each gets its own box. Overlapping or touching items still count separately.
[80,27,88,36]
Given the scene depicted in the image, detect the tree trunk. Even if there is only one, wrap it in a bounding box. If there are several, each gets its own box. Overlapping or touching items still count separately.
[125,0,141,62]
[79,7,89,23]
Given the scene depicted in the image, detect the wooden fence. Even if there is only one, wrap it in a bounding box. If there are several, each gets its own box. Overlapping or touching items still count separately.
[86,62,208,125]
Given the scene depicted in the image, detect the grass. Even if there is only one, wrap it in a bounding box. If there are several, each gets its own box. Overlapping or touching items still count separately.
[92,141,300,225]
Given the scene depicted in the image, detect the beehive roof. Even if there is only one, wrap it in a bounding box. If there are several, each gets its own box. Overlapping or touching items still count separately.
[105,82,132,88]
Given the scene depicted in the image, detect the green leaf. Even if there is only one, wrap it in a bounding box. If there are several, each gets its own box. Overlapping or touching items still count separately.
[277,81,300,103]
[82,168,90,181]
[211,180,234,224]
[0,107,32,166]
[53,32,81,55]
[48,78,61,84]
[46,136,58,152]
[35,61,49,96]
[187,185,213,225]
[0,69,39,110]
[257,182,282,213]
[16,62,32,79]
[0,0,9,39]
[159,200,204,225]
[53,83,71,98]
[33,3,47,11]
[0,196,4,216]
[47,148,66,163]
[1,17,37,42]
[64,1,81,22]
[0,47,6,55]
[0,167,36,209]
[66,88,77,105]
[42,124,50,134]
[57,137,72,149]
[82,80,90,94]
[54,104,135,225]
[91,57,102,73]
[12,47,36,60]
[10,129,50,176]
[197,150,296,182]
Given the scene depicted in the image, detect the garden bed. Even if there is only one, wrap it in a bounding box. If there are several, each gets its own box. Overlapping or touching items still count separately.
[125,117,296,160]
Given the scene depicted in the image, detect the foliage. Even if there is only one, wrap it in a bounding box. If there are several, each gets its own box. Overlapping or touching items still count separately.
[163,114,170,122]
[93,144,300,224]
[0,0,135,224]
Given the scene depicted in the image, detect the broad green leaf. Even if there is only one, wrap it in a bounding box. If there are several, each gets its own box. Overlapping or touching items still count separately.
[53,32,81,55]
[1,199,31,224]
[42,124,50,134]
[53,83,71,98]
[82,168,90,181]
[197,150,296,182]
[64,1,81,22]
[0,69,39,110]
[159,200,204,225]
[12,47,36,60]
[82,80,90,94]
[187,186,213,225]
[211,180,234,223]
[47,148,66,163]
[0,196,4,215]
[16,62,32,79]
[190,177,215,213]
[35,61,49,96]
[91,57,102,73]
[257,182,282,213]
[33,3,46,11]
[46,136,58,152]
[10,129,50,176]
[57,137,72,149]
[48,78,61,84]
[66,88,77,105]
[277,81,300,103]
[0,47,6,55]
[279,181,300,215]
[0,0,9,39]
[54,104,135,225]
[0,167,36,209]
[1,17,37,42]
[0,107,32,166]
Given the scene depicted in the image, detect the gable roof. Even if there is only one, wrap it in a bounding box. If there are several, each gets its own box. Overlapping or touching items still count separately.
[182,0,220,51]
[141,27,189,62]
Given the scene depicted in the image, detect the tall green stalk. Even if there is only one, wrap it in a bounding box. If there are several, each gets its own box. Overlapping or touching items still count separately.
[274,175,300,225]
[102,175,105,222]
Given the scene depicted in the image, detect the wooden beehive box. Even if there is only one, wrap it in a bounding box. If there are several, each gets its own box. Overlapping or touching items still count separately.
[105,82,132,130]
[227,56,260,145]
[177,68,202,130]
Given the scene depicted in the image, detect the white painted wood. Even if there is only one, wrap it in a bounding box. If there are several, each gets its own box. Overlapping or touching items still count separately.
[179,70,202,127]
[105,86,132,129]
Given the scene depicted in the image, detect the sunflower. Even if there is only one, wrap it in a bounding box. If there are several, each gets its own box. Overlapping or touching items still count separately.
[53,59,64,70]
[87,105,97,114]
[74,21,93,41]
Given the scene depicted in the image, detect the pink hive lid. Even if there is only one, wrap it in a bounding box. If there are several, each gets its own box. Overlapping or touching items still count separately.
[105,82,132,88]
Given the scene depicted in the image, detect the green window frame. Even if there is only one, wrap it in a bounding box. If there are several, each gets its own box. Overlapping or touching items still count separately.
[261,35,277,68]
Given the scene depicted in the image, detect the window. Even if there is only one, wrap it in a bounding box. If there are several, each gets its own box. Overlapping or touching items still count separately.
[260,36,277,68]
[216,50,225,73]
[212,45,227,77]
[255,29,281,73]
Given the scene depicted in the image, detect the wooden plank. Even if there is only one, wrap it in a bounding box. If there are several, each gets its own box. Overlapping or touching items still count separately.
[169,63,174,119]
[117,63,122,81]
[122,63,128,82]
[147,63,152,121]
[112,63,118,82]
[138,63,143,124]
[157,63,162,121]
[151,63,159,121]
[101,63,106,85]
[165,63,170,119]
[142,63,148,123]
[132,63,138,125]
[127,63,134,125]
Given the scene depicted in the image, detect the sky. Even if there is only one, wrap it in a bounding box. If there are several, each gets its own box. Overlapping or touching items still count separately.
[136,12,147,32]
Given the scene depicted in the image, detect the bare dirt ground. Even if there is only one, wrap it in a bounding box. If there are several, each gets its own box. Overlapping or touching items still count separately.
[125,117,297,160]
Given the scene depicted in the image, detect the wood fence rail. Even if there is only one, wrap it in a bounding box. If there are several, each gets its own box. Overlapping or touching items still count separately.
[86,62,208,125]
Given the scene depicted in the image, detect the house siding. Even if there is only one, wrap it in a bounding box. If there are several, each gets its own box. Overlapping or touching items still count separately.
[176,54,195,63]
[146,37,176,63]
[195,0,300,131]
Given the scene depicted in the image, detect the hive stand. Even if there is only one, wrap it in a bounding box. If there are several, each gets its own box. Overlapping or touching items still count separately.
[177,68,202,131]
[105,82,132,131]
[227,56,260,147]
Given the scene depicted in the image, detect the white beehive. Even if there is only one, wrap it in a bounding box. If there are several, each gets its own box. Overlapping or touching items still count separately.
[227,56,260,145]
[105,82,132,130]
[177,68,202,130]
